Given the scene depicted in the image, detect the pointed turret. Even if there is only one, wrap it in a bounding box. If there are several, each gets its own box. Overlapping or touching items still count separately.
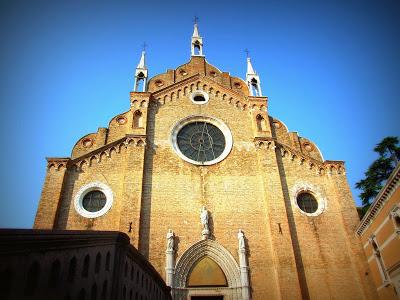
[191,18,204,56]
[134,49,148,92]
[246,56,262,96]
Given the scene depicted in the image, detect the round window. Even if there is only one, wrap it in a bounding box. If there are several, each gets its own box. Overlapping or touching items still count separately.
[171,116,233,166]
[177,122,225,163]
[190,90,209,105]
[74,182,113,218]
[297,192,318,214]
[82,191,106,212]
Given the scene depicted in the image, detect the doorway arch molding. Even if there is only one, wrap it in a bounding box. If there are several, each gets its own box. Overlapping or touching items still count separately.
[173,239,241,289]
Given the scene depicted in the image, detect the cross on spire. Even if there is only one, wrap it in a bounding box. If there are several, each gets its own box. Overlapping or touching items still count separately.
[193,16,199,25]
[142,42,147,52]
[244,48,250,58]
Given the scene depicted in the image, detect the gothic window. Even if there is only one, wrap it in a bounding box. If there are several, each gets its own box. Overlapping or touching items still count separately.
[133,111,143,128]
[95,253,101,274]
[82,255,90,278]
[101,280,108,300]
[297,192,318,214]
[105,252,110,271]
[68,257,77,282]
[256,114,267,132]
[49,259,61,287]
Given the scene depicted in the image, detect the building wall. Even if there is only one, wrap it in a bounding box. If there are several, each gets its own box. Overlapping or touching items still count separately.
[0,230,171,300]
[357,165,400,299]
[34,56,377,299]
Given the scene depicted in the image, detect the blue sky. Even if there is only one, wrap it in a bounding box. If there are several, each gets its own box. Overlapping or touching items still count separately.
[0,0,399,228]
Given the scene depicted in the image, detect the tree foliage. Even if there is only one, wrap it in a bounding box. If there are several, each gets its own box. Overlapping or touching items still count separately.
[356,136,400,207]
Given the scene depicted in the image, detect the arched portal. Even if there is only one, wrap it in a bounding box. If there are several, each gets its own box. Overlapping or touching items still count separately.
[173,239,243,300]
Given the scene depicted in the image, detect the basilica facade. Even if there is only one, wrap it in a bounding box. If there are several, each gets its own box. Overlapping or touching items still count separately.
[34,23,377,299]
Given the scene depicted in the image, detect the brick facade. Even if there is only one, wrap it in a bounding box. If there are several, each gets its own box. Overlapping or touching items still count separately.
[34,55,377,299]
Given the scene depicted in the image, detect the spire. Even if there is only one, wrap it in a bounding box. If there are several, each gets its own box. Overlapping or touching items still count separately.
[193,23,200,38]
[191,17,204,56]
[245,52,262,96]
[246,57,256,75]
[133,44,148,92]
[137,50,146,69]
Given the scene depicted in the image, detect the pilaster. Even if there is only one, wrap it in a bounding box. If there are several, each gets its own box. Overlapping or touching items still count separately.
[33,158,69,229]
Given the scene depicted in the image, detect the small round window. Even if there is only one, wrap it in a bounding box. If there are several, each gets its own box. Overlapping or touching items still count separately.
[297,192,318,214]
[74,182,113,218]
[82,191,106,212]
[190,90,209,105]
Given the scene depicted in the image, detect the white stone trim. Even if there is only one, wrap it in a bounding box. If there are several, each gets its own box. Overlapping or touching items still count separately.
[190,90,209,105]
[290,182,327,217]
[170,115,233,166]
[380,232,399,251]
[74,181,113,218]
[172,239,243,299]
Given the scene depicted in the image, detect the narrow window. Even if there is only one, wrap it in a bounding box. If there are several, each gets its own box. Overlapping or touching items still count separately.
[124,262,128,277]
[82,255,90,278]
[101,280,108,300]
[49,259,61,287]
[105,252,110,271]
[68,257,77,282]
[91,283,97,300]
[256,115,267,132]
[24,261,40,296]
[95,253,101,274]
[133,111,143,128]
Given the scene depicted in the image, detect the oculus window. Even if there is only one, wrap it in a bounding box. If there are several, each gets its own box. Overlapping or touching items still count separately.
[297,192,318,214]
[171,115,233,166]
[177,122,225,163]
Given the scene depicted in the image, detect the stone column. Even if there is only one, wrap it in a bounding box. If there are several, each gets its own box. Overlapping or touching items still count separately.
[165,229,176,287]
[238,229,250,300]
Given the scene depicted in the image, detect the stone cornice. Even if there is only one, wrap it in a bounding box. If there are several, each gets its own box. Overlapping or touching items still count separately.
[254,137,345,175]
[47,134,146,171]
[356,163,400,236]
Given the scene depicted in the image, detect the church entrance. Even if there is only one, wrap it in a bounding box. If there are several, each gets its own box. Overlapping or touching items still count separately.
[191,296,223,300]
[172,239,246,300]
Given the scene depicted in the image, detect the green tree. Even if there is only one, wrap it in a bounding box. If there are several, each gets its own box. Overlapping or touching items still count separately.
[356,136,400,207]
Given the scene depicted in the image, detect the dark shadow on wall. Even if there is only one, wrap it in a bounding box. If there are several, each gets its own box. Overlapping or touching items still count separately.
[138,101,159,258]
[271,117,310,300]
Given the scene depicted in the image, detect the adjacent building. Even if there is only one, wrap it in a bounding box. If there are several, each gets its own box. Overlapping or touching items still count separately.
[357,163,400,299]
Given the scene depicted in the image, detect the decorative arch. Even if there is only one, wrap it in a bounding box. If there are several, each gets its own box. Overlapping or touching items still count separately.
[173,239,241,289]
